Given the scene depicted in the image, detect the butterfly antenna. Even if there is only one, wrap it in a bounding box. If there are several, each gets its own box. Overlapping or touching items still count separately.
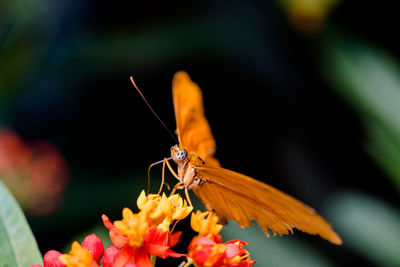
[130,76,178,144]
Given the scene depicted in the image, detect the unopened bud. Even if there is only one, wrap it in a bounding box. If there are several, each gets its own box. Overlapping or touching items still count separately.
[81,234,104,264]
[102,246,120,267]
[43,250,65,267]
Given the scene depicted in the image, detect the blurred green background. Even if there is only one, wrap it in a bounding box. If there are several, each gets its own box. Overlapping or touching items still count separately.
[1,0,400,266]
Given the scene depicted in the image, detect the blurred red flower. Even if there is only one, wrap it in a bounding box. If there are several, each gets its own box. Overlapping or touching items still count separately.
[0,128,69,215]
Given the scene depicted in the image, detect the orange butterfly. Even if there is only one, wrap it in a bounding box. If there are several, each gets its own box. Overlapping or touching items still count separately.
[133,71,342,245]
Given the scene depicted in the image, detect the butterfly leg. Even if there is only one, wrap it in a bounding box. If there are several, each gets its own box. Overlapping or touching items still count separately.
[163,160,193,206]
[169,181,193,207]
[169,182,182,195]
[148,157,173,194]
[165,159,181,181]
[156,159,172,194]
[185,187,193,207]
[157,159,166,195]
[148,158,165,194]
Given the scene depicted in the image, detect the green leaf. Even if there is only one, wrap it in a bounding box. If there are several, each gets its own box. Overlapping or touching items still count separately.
[327,191,400,267]
[0,180,42,266]
[365,120,400,189]
[320,31,400,189]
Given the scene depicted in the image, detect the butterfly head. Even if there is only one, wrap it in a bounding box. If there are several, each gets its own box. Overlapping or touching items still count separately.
[171,145,188,162]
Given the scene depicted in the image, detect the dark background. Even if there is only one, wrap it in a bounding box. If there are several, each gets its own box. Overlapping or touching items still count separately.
[1,0,400,266]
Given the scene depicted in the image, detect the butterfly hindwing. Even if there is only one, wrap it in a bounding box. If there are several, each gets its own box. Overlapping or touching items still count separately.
[194,166,342,245]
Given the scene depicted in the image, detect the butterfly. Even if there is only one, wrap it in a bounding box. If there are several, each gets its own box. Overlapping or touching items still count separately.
[133,71,342,245]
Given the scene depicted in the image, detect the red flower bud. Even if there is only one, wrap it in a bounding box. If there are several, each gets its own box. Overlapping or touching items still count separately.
[225,243,242,258]
[43,250,65,267]
[81,234,104,263]
[102,246,120,267]
[123,262,139,267]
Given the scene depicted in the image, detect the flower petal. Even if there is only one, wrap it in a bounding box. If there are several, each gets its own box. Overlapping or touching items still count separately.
[136,190,147,210]
[228,260,256,267]
[195,236,216,246]
[102,214,129,248]
[102,214,117,231]
[225,240,248,246]
[133,246,152,267]
[192,247,211,266]
[113,246,134,267]
[144,228,168,245]
[145,243,169,257]
[102,246,120,267]
[168,231,182,248]
[225,243,241,259]
[164,249,186,258]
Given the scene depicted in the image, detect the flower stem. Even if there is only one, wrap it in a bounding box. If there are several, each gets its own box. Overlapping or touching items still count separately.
[178,260,194,267]
[151,255,156,267]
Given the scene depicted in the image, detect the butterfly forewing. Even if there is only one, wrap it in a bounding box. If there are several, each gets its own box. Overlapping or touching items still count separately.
[172,72,219,166]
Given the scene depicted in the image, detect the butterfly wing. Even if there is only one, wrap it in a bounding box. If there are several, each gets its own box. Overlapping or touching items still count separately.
[172,71,341,244]
[172,71,219,166]
[193,165,342,245]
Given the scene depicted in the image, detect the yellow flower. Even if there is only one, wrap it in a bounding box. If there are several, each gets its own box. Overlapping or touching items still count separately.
[157,216,172,232]
[136,190,193,225]
[59,241,93,267]
[113,208,148,247]
[191,210,223,236]
[168,194,193,220]
[137,190,160,215]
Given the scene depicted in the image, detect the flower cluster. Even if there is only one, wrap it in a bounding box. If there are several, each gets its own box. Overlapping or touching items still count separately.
[188,211,255,267]
[101,190,193,267]
[31,191,255,267]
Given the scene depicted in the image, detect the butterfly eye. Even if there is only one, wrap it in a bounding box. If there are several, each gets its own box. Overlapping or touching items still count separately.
[174,148,188,161]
